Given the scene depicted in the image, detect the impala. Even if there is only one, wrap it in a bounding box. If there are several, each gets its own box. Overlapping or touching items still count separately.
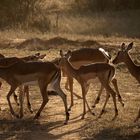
[0,53,46,113]
[14,53,46,112]
[59,48,123,111]
[113,42,140,122]
[59,50,119,119]
[0,54,69,124]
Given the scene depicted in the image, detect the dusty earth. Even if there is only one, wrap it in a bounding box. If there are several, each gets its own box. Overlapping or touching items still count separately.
[0,39,140,140]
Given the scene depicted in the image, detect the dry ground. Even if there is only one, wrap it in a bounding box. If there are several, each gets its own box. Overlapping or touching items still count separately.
[0,38,140,140]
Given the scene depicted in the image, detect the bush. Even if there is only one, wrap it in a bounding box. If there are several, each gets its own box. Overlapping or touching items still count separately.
[0,0,44,29]
[74,0,140,12]
[30,14,51,33]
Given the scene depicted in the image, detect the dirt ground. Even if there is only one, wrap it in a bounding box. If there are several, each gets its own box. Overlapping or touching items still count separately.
[0,39,140,140]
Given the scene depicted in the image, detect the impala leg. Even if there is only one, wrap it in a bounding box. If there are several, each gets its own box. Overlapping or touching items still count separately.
[7,86,18,118]
[106,85,118,120]
[99,78,118,120]
[63,70,69,90]
[92,84,104,108]
[85,95,95,116]
[52,73,69,124]
[84,84,95,115]
[81,83,87,119]
[71,77,82,99]
[34,81,48,119]
[112,78,124,107]
[57,87,69,124]
[98,91,110,118]
[134,108,140,122]
[65,77,69,90]
[19,86,25,118]
[67,76,82,100]
[68,77,74,111]
[13,91,19,106]
[24,86,33,113]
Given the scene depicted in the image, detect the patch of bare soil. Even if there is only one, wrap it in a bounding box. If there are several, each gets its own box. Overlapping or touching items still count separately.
[0,69,140,140]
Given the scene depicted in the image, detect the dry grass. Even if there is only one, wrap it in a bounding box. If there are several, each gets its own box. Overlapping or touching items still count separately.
[0,38,140,139]
[0,9,140,39]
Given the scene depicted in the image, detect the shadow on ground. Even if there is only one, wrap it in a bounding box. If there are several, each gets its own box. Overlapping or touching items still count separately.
[81,122,140,140]
[0,118,81,140]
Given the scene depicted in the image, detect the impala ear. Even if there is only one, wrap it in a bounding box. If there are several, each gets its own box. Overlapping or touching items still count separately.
[60,50,63,57]
[67,50,72,57]
[121,43,125,51]
[126,42,133,51]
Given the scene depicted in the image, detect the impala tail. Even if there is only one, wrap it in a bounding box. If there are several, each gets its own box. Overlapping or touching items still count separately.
[99,48,111,61]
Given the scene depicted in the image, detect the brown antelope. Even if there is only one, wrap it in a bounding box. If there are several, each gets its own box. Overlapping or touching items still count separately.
[59,50,119,119]
[113,42,140,122]
[59,48,123,111]
[0,53,46,113]
[0,60,69,124]
[14,53,46,112]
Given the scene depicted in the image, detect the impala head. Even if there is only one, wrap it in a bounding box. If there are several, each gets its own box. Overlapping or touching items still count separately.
[113,42,133,64]
[59,50,72,68]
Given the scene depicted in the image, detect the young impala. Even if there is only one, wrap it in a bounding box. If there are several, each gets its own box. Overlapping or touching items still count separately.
[59,48,123,111]
[113,42,140,122]
[0,59,69,124]
[59,50,119,119]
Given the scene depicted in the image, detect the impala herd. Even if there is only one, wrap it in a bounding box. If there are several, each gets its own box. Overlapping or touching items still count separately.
[0,42,139,124]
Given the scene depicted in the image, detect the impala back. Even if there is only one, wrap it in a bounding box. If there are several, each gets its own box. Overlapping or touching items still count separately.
[69,48,110,68]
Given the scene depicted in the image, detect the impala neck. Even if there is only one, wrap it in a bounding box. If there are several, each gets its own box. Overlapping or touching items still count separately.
[124,53,138,77]
[64,59,78,80]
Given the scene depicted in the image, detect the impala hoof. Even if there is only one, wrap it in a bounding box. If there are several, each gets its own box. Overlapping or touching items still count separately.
[92,112,95,116]
[66,112,70,120]
[81,115,85,119]
[64,121,68,125]
[16,114,20,119]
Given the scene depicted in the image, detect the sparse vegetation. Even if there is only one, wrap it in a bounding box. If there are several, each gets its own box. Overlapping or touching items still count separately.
[0,0,140,140]
[0,0,140,37]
